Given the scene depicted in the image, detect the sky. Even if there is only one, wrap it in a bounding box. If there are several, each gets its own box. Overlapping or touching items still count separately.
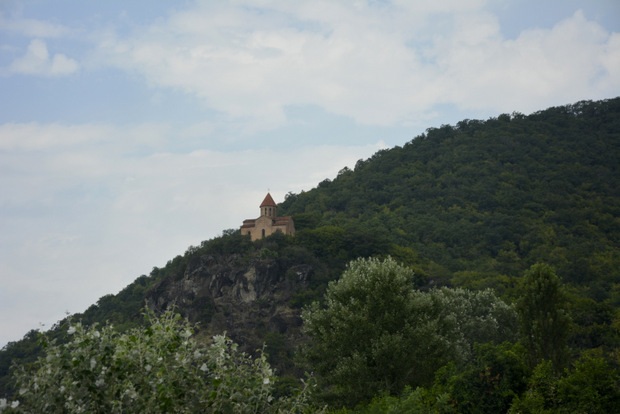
[1,0,619,347]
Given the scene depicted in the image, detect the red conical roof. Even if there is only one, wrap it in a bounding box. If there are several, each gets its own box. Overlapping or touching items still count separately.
[260,193,277,207]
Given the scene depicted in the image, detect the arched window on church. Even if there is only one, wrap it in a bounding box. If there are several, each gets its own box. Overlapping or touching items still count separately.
[262,229,266,238]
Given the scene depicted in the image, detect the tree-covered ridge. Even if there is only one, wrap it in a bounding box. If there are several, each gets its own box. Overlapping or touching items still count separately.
[280,98,620,298]
[1,98,619,410]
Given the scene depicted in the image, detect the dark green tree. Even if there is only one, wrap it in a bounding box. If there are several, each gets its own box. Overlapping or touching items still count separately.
[516,263,571,372]
[555,349,620,413]
[441,342,529,414]
[302,257,517,408]
[302,257,446,407]
[508,360,558,414]
[509,349,620,413]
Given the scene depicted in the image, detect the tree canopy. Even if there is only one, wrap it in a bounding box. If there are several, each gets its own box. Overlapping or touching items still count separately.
[517,263,571,372]
[302,257,517,408]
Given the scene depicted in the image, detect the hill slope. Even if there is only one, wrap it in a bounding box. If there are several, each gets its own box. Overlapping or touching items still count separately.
[1,98,619,396]
[280,98,620,296]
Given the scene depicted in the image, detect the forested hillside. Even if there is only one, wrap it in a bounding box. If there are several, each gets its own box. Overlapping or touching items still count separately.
[280,98,619,297]
[1,98,618,412]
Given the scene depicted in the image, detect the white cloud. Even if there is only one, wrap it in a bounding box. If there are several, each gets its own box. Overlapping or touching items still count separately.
[0,121,172,152]
[0,14,71,38]
[599,32,620,92]
[434,10,620,113]
[0,122,108,150]
[94,2,619,128]
[9,39,79,76]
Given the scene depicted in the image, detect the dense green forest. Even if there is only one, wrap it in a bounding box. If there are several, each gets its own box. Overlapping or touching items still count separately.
[1,98,618,412]
[280,98,619,294]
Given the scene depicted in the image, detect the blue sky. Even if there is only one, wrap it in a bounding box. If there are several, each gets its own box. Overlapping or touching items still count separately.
[1,0,619,346]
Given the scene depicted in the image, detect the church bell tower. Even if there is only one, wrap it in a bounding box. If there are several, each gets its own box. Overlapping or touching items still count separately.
[260,192,277,219]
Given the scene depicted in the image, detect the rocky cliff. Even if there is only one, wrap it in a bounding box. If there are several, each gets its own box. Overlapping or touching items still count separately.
[144,249,315,373]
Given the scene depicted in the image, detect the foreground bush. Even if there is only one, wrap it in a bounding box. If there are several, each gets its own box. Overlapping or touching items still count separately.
[1,309,319,413]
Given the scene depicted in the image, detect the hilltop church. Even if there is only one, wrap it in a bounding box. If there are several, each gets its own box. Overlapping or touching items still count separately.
[240,193,295,241]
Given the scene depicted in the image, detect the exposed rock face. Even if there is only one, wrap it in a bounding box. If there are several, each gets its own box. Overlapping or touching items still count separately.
[145,251,312,368]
